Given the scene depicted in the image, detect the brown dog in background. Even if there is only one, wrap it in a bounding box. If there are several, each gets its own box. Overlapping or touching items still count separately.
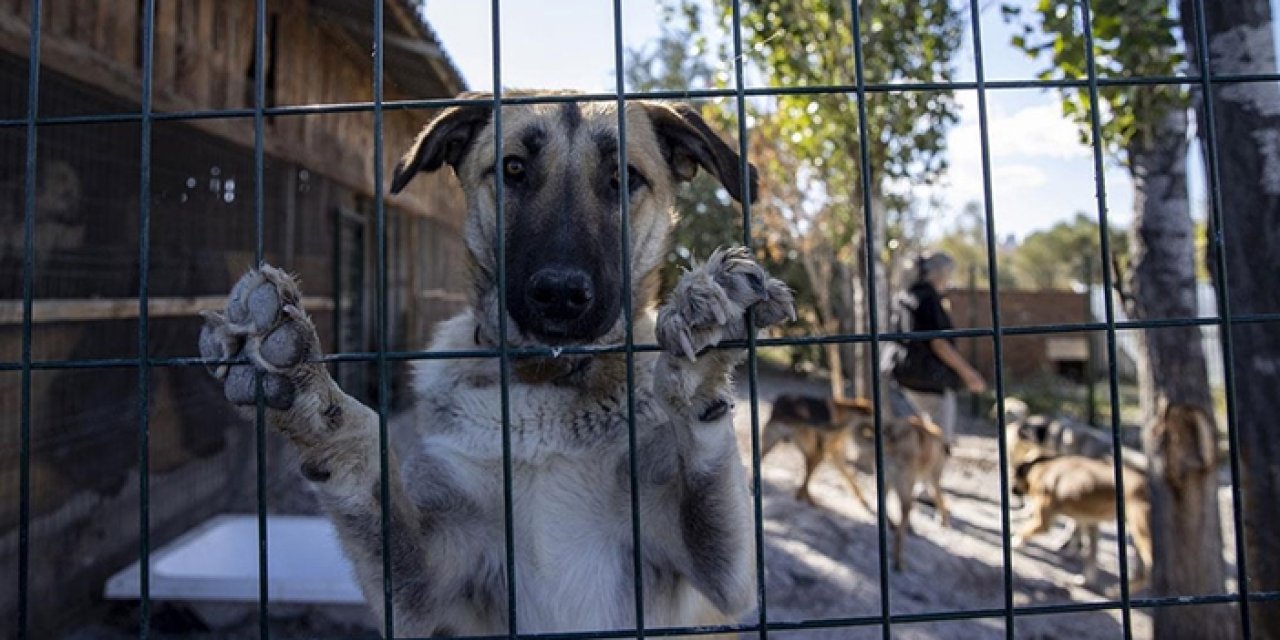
[762,389,949,571]
[761,394,875,510]
[1011,454,1153,590]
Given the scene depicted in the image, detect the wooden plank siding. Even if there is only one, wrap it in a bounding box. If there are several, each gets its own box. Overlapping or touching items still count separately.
[0,0,465,231]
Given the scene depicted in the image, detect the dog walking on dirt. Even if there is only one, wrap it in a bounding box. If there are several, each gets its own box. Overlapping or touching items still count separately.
[1001,397,1147,558]
[761,386,949,571]
[1011,453,1154,591]
[761,394,877,509]
[198,92,795,637]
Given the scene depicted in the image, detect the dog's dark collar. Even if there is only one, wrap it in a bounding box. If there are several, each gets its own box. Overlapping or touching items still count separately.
[1015,454,1057,474]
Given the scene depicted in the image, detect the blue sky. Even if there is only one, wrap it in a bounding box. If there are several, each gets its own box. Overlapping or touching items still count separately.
[420,1,1228,240]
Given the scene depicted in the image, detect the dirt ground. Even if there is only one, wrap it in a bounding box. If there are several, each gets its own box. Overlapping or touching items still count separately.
[735,366,1240,640]
[76,366,1242,639]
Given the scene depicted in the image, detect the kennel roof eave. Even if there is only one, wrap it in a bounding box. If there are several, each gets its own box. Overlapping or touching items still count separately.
[311,0,468,98]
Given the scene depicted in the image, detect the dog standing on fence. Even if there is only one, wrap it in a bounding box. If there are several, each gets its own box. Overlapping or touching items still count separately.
[198,93,795,637]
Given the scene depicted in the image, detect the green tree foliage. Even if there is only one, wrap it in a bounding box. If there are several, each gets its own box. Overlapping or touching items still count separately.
[1011,212,1125,289]
[1001,0,1185,163]
[669,0,964,393]
[625,10,820,335]
[697,0,962,244]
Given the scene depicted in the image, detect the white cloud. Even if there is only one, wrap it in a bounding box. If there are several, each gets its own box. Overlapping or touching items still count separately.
[949,93,1090,162]
[993,164,1049,190]
[922,161,1048,215]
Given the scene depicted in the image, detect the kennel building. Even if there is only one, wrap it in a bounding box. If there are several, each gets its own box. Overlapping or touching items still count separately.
[0,0,468,634]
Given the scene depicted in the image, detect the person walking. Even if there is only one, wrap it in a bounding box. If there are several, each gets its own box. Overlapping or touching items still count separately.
[882,251,986,444]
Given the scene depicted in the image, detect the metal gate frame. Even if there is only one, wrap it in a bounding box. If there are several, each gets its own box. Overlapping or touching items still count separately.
[6,0,1280,638]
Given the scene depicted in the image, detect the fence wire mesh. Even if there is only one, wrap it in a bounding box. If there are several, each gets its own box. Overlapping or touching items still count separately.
[8,0,1280,639]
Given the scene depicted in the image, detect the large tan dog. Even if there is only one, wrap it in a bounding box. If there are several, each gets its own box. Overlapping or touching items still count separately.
[198,93,795,637]
[1001,397,1146,556]
[1011,454,1153,590]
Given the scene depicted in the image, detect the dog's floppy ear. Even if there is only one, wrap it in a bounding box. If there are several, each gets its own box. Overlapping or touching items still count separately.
[391,94,493,194]
[642,102,758,204]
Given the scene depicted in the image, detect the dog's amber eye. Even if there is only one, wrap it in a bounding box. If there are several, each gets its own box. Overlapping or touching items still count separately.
[502,157,526,182]
[611,166,646,194]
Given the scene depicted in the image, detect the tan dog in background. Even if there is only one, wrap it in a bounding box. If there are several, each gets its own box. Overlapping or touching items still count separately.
[760,394,875,509]
[760,390,948,570]
[847,388,950,571]
[1012,454,1153,590]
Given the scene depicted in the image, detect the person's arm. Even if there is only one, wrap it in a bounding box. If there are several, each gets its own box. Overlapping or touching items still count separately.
[930,338,986,392]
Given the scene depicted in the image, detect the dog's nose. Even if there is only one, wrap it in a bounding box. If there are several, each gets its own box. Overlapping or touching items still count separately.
[527,267,594,322]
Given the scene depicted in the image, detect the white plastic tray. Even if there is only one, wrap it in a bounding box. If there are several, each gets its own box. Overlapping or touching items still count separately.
[104,514,363,605]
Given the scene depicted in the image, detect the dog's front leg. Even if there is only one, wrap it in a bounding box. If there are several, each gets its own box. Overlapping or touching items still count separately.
[652,247,794,616]
[199,266,437,635]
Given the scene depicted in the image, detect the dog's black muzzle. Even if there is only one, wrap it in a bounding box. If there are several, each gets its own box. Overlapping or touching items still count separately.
[528,266,594,324]
[507,257,621,344]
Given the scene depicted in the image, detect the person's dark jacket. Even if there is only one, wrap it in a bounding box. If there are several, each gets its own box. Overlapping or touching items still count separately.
[881,282,961,392]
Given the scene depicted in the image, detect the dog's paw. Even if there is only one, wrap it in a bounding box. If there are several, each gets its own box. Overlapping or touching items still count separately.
[655,246,795,361]
[199,265,321,411]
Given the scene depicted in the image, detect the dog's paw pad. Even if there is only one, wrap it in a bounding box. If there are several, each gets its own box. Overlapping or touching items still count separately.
[752,277,796,328]
[245,279,283,332]
[260,316,308,369]
[226,266,302,333]
[223,366,297,410]
[204,264,318,412]
[262,373,296,410]
[224,365,257,406]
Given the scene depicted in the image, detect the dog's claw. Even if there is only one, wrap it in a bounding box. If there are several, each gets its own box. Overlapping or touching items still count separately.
[678,331,697,363]
[698,398,732,422]
[198,311,236,379]
[656,246,794,361]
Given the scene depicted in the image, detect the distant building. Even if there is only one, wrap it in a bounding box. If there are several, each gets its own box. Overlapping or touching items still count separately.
[946,288,1130,384]
[0,1,467,634]
[948,285,1224,390]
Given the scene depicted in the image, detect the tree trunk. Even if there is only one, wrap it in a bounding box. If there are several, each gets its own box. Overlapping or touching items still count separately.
[867,186,890,399]
[846,184,890,399]
[800,238,846,399]
[836,257,861,398]
[1181,1,1280,635]
[1125,109,1234,639]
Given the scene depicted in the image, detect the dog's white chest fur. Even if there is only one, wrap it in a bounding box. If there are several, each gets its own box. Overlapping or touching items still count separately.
[407,315,711,634]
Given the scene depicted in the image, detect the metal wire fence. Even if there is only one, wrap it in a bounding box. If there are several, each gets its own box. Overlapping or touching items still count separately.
[8,0,1280,638]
